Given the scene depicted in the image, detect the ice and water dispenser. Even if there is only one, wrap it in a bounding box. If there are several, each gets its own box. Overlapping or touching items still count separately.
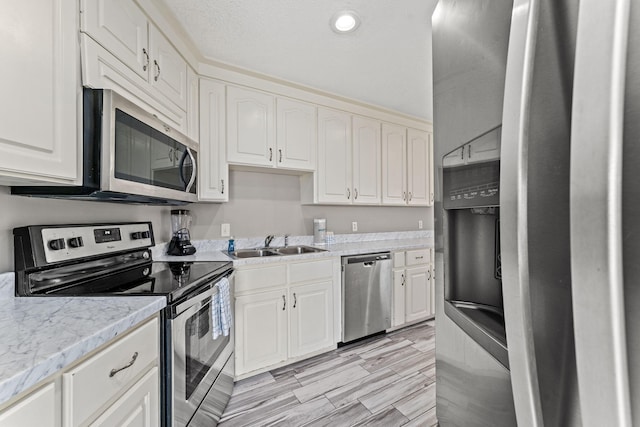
[442,126,508,367]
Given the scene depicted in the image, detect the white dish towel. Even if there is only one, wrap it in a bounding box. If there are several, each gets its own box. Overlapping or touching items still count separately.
[212,277,232,340]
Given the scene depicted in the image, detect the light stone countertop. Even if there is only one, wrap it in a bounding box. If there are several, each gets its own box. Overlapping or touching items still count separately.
[153,231,434,266]
[0,273,166,406]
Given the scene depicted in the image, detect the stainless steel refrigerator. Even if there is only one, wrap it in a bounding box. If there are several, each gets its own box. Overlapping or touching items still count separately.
[432,0,639,425]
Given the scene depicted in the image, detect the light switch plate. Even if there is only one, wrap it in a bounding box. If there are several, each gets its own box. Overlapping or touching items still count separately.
[221,223,231,237]
[418,220,423,229]
[352,221,358,232]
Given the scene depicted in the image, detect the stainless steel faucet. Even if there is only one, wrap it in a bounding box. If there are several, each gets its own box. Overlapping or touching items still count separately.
[264,235,275,248]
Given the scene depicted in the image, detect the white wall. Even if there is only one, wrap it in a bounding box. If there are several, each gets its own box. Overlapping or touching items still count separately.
[0,169,433,271]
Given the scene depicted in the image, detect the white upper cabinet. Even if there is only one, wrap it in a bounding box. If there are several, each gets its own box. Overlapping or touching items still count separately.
[80,0,148,80]
[149,25,187,110]
[407,128,432,206]
[382,123,408,205]
[276,98,316,171]
[226,86,275,167]
[442,127,500,168]
[352,116,382,204]
[317,108,352,203]
[81,0,189,133]
[199,79,228,202]
[0,0,79,185]
[382,125,433,206]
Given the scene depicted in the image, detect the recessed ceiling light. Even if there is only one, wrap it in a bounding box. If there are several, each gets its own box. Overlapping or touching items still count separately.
[331,11,360,33]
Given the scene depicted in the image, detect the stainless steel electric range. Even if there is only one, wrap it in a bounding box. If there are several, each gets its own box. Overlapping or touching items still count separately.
[14,222,234,427]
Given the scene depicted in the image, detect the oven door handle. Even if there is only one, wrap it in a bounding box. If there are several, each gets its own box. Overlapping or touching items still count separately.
[173,272,233,317]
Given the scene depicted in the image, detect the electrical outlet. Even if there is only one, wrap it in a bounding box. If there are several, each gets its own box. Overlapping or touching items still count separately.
[221,223,231,237]
[352,221,358,232]
[418,220,423,229]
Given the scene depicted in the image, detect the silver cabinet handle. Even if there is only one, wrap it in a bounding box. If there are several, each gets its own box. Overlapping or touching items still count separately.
[154,60,161,81]
[282,295,286,311]
[269,147,273,161]
[142,48,149,71]
[354,188,358,200]
[168,148,173,161]
[174,149,180,162]
[409,192,413,201]
[428,270,431,280]
[416,256,424,260]
[430,192,434,203]
[221,179,225,194]
[279,149,283,162]
[293,293,297,308]
[403,191,407,201]
[401,274,405,286]
[461,147,464,160]
[347,188,351,199]
[109,352,138,377]
[468,144,471,158]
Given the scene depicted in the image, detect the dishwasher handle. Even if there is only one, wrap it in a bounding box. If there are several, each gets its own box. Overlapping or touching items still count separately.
[343,252,391,265]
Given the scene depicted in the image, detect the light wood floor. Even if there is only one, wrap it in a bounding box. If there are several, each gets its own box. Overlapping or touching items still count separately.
[220,320,437,427]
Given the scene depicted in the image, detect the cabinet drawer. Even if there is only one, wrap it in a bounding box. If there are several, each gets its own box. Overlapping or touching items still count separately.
[235,264,287,293]
[63,317,159,426]
[406,249,429,266]
[289,259,333,284]
[393,252,405,268]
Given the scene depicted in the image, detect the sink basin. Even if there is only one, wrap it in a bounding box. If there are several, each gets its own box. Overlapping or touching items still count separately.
[227,245,327,259]
[273,245,327,255]
[230,249,280,258]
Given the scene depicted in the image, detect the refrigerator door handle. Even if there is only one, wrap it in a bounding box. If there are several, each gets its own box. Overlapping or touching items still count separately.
[570,0,632,425]
[500,0,544,425]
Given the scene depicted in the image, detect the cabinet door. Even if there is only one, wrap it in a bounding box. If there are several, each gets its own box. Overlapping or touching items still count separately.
[80,0,149,80]
[89,367,158,427]
[0,382,58,427]
[186,66,199,143]
[407,128,431,206]
[0,0,78,184]
[289,281,334,358]
[235,289,288,375]
[317,108,352,203]
[276,98,316,171]
[149,25,187,110]
[227,86,275,167]
[392,269,406,327]
[442,146,465,168]
[382,123,408,205]
[199,79,228,202]
[405,266,431,323]
[352,116,381,204]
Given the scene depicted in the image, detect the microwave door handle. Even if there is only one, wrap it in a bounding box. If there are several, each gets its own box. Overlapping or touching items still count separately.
[178,148,196,192]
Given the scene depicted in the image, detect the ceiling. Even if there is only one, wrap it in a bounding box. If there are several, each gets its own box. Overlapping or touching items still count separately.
[161,0,439,121]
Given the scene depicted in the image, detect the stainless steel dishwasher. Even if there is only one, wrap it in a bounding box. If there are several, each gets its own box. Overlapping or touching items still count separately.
[341,252,392,343]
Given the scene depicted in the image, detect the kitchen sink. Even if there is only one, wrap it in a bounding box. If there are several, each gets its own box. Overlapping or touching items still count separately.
[227,245,327,259]
[273,245,327,255]
[229,249,280,258]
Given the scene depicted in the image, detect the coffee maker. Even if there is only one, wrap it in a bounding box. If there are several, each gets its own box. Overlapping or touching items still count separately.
[167,209,197,256]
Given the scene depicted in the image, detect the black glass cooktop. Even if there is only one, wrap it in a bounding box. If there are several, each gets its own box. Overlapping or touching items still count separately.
[36,261,232,304]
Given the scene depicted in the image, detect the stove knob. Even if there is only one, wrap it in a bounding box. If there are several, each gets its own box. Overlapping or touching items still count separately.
[68,237,84,248]
[48,238,66,251]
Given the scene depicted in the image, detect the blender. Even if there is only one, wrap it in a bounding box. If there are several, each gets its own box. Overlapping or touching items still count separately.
[167,209,197,256]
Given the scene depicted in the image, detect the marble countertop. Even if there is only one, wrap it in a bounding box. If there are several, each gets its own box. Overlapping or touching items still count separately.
[0,273,166,406]
[154,231,434,266]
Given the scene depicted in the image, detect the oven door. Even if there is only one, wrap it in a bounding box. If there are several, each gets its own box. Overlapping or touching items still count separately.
[170,273,234,427]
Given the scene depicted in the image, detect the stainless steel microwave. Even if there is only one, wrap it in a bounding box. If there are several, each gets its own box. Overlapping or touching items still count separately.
[12,89,198,205]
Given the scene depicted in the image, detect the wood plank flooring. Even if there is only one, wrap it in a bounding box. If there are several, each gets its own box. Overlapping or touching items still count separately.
[220,320,436,427]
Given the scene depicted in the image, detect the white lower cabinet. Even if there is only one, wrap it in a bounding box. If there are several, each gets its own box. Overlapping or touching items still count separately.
[0,317,160,427]
[0,382,58,427]
[89,367,158,427]
[234,259,337,378]
[392,249,434,327]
